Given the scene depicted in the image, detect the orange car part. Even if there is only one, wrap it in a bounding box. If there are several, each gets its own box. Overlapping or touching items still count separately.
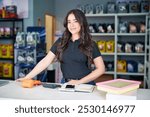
[21,79,41,88]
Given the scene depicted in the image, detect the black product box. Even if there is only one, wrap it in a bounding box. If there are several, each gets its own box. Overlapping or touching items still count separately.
[129,1,140,13]
[141,1,149,13]
[107,2,116,13]
[117,2,128,13]
[6,5,17,14]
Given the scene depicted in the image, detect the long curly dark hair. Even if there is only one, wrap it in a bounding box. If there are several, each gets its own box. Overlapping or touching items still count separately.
[56,9,93,67]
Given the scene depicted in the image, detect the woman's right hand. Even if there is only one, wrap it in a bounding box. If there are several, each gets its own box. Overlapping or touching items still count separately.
[16,77,31,82]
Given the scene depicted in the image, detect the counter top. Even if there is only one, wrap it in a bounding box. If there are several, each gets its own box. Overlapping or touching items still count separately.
[0,80,150,100]
[0,81,106,100]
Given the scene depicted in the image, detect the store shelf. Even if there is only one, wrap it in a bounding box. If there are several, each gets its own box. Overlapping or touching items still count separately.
[117,13,148,17]
[116,12,147,87]
[105,71,115,75]
[101,53,115,56]
[14,27,46,80]
[85,14,116,17]
[0,36,16,39]
[14,46,36,50]
[0,19,24,80]
[145,13,150,88]
[91,33,115,36]
[0,18,23,22]
[117,72,144,76]
[0,77,14,80]
[86,12,148,85]
[147,29,150,32]
[86,13,148,17]
[117,33,146,36]
[0,58,14,60]
[117,53,145,56]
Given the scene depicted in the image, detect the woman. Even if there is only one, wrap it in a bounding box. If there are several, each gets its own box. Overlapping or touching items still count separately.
[17,9,105,85]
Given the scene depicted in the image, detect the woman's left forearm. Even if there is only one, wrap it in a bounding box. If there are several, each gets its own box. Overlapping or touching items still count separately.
[79,68,105,84]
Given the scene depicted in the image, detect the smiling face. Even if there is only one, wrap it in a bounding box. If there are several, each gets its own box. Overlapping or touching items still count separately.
[67,13,81,39]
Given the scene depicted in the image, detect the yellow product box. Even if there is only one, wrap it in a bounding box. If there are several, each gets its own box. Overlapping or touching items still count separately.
[0,62,3,77]
[8,44,13,58]
[106,40,114,53]
[3,63,13,77]
[0,44,2,58]
[1,44,9,58]
[117,60,126,72]
[97,40,106,53]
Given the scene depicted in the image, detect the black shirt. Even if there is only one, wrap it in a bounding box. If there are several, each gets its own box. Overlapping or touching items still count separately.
[50,38,101,80]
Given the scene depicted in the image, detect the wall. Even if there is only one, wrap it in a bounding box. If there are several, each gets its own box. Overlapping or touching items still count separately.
[33,0,54,26]
[54,0,115,31]
[24,0,54,31]
[54,0,143,31]
[24,0,34,31]
[24,0,142,31]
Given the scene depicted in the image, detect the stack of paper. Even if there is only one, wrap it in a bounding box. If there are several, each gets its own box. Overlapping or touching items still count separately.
[96,79,141,94]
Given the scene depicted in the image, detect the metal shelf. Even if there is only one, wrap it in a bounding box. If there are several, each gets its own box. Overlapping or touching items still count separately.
[101,53,115,55]
[117,13,148,16]
[0,58,14,60]
[14,46,36,50]
[117,53,145,56]
[15,63,35,67]
[0,18,23,22]
[91,33,115,36]
[86,13,148,17]
[117,72,144,76]
[86,12,148,87]
[117,33,146,36]
[85,14,116,17]
[105,71,115,75]
[0,77,14,80]
[0,19,24,80]
[0,36,16,39]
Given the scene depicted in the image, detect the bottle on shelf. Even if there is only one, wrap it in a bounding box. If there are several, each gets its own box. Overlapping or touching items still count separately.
[2,7,6,18]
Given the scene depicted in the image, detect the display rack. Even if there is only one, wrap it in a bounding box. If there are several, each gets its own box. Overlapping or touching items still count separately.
[87,14,116,76]
[14,27,46,80]
[145,13,150,88]
[0,18,23,80]
[86,13,148,87]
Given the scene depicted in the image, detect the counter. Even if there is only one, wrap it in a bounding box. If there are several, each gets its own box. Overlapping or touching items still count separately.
[0,80,150,100]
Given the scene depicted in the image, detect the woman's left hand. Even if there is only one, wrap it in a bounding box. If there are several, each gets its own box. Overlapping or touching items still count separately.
[67,80,81,85]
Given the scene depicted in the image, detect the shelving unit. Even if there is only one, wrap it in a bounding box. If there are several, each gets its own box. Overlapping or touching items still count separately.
[14,46,37,80]
[86,13,148,87]
[145,13,150,88]
[116,13,147,88]
[86,13,116,83]
[14,27,46,81]
[0,18,23,80]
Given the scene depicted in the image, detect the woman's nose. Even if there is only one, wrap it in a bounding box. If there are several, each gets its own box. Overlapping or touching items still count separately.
[70,22,75,27]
